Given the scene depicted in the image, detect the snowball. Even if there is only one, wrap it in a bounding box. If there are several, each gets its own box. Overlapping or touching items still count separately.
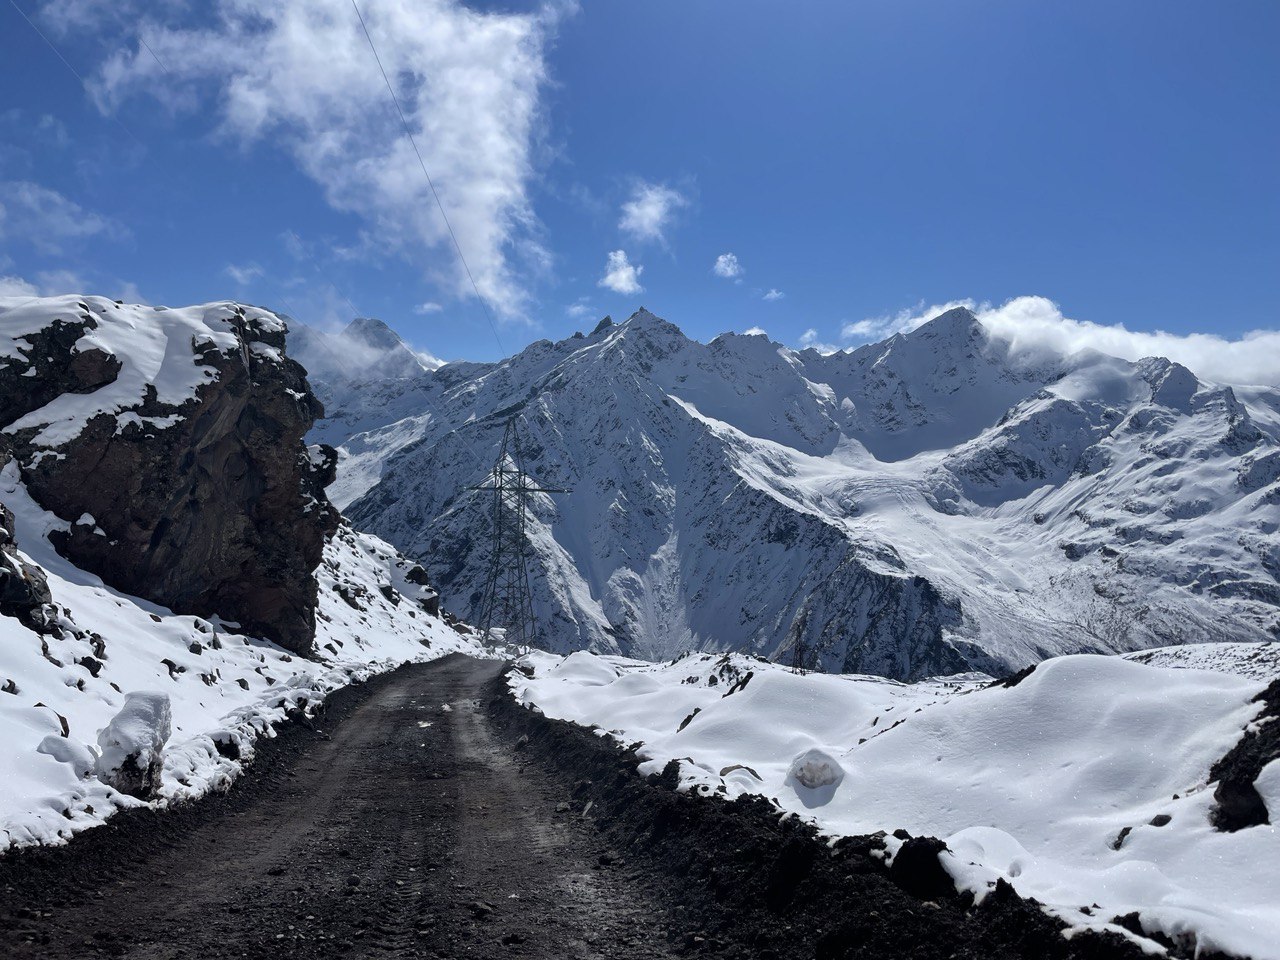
[95,692,172,799]
[788,747,845,790]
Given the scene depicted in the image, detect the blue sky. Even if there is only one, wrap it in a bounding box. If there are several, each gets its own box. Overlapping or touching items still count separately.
[1,0,1277,371]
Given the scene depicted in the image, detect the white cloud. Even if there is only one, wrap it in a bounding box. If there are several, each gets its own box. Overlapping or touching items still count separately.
[742,326,767,336]
[842,295,1280,386]
[0,180,117,254]
[619,182,687,244]
[978,296,1280,387]
[115,280,147,304]
[225,262,264,285]
[712,252,742,279]
[86,0,565,319]
[795,327,841,353]
[762,288,784,301]
[598,250,643,295]
[0,275,39,298]
[33,269,88,294]
[566,297,593,319]
[413,301,443,315]
[841,317,890,340]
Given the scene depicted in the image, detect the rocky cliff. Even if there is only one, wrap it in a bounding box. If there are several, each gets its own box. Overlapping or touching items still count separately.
[0,297,338,654]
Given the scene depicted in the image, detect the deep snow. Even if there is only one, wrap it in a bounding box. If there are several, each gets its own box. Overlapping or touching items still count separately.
[511,644,1280,959]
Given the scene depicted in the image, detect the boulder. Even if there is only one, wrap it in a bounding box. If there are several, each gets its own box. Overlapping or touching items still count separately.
[94,691,172,800]
[0,501,54,633]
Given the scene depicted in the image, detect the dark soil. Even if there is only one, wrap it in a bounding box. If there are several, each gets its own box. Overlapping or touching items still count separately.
[0,654,1160,959]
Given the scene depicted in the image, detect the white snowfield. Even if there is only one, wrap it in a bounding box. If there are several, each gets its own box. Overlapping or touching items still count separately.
[511,646,1280,960]
[0,464,482,851]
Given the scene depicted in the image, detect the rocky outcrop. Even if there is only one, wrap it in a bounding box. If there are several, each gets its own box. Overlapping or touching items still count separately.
[0,500,54,633]
[0,297,339,654]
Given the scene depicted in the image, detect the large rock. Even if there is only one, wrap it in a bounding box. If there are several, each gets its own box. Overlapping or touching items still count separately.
[94,691,172,799]
[0,499,54,633]
[0,297,339,654]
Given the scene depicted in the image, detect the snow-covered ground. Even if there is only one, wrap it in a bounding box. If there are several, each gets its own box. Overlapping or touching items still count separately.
[511,644,1280,959]
[0,463,482,851]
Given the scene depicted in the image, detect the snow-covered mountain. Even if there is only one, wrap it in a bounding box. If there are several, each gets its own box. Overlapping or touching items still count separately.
[318,306,1280,679]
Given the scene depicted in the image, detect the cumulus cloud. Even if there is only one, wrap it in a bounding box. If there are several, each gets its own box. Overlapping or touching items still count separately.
[598,250,643,295]
[81,0,565,319]
[762,288,784,301]
[841,295,1280,386]
[619,182,687,244]
[712,252,742,279]
[413,301,443,315]
[743,326,767,336]
[0,180,117,254]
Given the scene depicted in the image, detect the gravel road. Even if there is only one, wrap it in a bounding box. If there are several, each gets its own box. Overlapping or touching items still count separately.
[0,654,1152,959]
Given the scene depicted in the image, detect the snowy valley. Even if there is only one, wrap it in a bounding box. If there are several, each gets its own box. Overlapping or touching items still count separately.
[1,294,1277,960]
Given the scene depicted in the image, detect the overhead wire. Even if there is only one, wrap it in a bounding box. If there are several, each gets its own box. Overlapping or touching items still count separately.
[7,0,147,150]
[8,0,499,485]
[349,0,507,360]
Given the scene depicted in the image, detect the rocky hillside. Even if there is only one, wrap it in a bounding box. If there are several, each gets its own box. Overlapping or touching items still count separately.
[0,294,478,850]
[0,297,340,654]
[316,307,1280,679]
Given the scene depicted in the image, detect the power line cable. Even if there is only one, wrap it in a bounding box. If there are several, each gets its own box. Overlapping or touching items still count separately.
[7,0,146,150]
[8,0,501,486]
[350,0,507,359]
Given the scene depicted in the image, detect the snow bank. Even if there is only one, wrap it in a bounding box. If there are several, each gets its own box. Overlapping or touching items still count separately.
[0,468,482,851]
[512,647,1280,959]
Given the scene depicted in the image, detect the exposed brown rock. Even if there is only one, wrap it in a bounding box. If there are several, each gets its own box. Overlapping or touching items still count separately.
[0,303,339,654]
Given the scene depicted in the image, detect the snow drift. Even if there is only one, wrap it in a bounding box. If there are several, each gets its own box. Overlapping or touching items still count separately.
[511,645,1280,959]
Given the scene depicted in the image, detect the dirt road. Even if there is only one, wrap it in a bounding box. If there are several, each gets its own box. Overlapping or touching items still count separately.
[0,655,1149,960]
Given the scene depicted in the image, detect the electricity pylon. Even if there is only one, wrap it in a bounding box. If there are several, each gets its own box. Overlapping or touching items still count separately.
[469,417,567,654]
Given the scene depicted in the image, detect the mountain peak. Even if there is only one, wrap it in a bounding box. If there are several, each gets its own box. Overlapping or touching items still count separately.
[619,307,683,337]
[907,306,983,343]
[344,317,405,352]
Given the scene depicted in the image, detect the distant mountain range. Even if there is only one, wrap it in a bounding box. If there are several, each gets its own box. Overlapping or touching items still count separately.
[305,307,1280,679]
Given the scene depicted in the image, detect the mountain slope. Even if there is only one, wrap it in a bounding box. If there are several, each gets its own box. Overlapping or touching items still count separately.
[322,308,1280,679]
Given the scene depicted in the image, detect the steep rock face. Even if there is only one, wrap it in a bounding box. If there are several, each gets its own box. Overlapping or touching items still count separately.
[0,297,338,654]
[0,501,53,633]
[319,307,1280,679]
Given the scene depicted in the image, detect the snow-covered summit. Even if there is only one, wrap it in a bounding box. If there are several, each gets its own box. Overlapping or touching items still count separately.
[289,314,443,385]
[318,306,1279,679]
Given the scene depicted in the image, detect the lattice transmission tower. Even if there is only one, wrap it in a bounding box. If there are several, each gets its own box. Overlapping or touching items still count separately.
[469,417,568,653]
